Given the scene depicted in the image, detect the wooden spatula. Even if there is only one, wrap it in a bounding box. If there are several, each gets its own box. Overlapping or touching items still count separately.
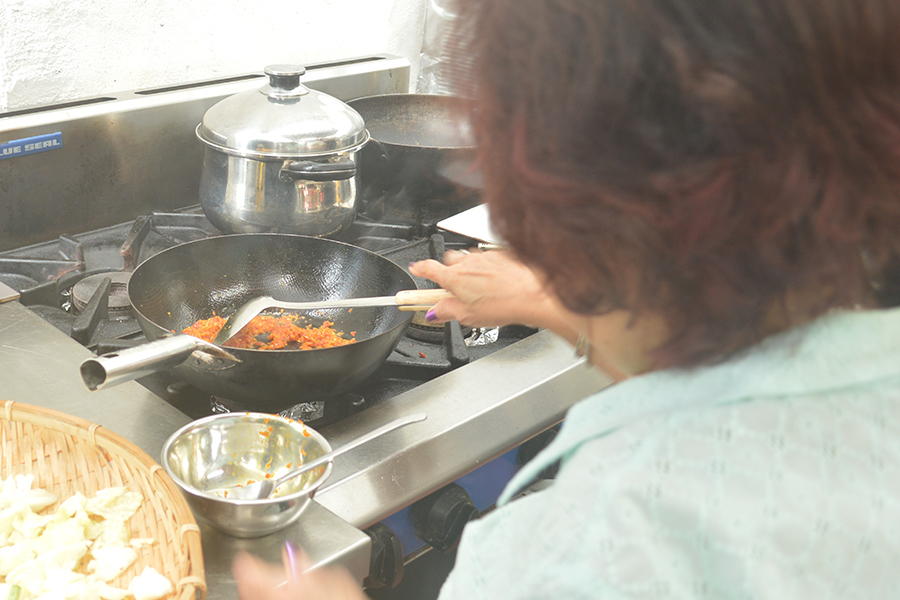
[212,289,452,345]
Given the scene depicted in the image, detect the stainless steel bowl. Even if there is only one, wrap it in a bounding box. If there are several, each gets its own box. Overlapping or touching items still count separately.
[161,412,333,538]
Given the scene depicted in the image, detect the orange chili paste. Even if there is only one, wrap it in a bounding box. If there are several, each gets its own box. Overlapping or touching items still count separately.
[183,313,355,350]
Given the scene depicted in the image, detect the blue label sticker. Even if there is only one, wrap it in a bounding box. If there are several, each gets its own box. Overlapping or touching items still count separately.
[0,132,63,160]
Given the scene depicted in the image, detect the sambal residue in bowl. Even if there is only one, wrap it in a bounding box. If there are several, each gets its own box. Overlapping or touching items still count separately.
[183,313,355,350]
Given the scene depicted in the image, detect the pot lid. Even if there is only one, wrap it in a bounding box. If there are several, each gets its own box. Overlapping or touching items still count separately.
[196,64,369,158]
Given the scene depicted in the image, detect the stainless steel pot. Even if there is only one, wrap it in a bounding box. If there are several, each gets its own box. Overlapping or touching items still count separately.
[196,65,369,236]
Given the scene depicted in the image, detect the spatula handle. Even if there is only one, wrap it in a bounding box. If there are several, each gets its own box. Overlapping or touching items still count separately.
[394,289,454,306]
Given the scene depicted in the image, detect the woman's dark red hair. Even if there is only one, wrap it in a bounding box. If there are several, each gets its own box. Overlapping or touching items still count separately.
[452,0,900,367]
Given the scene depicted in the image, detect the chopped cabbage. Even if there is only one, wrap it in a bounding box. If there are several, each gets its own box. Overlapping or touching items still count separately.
[88,546,138,583]
[0,476,56,513]
[127,568,173,600]
[0,475,173,600]
[85,489,143,522]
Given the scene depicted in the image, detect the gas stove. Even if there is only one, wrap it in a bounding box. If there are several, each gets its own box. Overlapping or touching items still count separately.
[1,203,535,427]
[0,55,611,599]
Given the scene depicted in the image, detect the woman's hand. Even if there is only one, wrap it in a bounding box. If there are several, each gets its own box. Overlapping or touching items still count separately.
[232,551,368,600]
[409,249,560,328]
[410,249,651,380]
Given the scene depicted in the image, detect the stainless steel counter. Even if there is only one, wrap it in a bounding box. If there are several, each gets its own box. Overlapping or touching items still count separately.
[313,329,611,529]
[0,299,371,597]
[0,299,190,454]
[0,298,613,599]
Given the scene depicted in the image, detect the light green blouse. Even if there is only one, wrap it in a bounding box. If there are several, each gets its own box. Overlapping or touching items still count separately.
[439,308,900,599]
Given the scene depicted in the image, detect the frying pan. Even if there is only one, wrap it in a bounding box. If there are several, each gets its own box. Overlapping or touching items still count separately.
[347,94,482,202]
[80,234,416,413]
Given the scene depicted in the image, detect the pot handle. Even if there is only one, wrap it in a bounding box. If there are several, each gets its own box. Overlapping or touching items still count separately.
[279,158,357,182]
[79,334,239,391]
[367,138,391,165]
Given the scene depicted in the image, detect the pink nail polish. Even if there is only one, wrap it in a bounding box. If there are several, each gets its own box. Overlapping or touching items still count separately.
[425,309,437,322]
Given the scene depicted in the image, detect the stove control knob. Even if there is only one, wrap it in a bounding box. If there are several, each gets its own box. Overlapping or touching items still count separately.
[363,522,404,589]
[411,483,480,553]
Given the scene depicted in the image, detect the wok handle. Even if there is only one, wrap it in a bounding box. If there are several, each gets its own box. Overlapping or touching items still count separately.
[80,334,208,391]
[394,289,453,307]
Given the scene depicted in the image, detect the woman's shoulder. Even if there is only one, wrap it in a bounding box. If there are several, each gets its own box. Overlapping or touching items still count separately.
[566,376,900,498]
[555,306,900,462]
[555,348,900,529]
[541,381,900,599]
[443,386,900,600]
[466,309,900,599]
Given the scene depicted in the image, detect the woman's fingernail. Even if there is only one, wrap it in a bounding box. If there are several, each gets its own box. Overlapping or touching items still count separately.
[282,542,298,584]
[425,309,437,322]
[409,261,418,269]
[284,540,298,562]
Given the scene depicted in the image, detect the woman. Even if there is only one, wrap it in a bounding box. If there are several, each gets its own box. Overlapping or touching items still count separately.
[234,0,900,597]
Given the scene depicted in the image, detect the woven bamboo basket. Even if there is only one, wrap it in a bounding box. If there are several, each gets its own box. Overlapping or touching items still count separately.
[0,400,206,600]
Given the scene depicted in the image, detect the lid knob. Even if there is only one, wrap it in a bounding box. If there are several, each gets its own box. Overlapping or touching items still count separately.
[262,64,310,99]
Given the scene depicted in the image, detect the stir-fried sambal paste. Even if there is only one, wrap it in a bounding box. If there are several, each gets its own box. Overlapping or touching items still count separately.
[183,314,355,350]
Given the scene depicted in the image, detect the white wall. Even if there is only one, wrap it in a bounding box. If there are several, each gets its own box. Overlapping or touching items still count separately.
[0,0,427,111]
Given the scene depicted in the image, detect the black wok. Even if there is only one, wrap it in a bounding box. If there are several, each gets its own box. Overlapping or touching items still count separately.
[347,94,482,203]
[80,234,416,413]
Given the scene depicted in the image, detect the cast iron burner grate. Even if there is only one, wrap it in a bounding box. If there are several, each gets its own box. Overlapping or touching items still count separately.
[356,186,481,234]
